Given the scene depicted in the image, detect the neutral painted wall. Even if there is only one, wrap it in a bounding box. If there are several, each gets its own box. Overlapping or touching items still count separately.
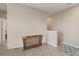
[52,5,79,47]
[7,4,47,49]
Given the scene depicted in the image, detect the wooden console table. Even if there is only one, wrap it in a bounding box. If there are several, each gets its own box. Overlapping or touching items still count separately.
[22,35,42,50]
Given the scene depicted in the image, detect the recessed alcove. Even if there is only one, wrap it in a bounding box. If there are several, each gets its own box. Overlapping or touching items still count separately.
[47,15,53,31]
[47,15,58,47]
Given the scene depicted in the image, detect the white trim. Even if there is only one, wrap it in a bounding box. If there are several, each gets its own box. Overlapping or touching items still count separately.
[7,44,23,49]
[63,42,79,48]
[47,42,57,47]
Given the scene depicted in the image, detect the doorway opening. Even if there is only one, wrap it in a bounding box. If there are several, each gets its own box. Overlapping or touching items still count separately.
[0,3,7,50]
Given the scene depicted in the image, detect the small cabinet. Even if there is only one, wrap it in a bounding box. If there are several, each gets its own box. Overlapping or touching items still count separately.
[47,31,58,47]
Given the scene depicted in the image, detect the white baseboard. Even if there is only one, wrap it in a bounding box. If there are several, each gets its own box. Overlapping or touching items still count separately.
[47,42,57,47]
[7,44,23,49]
[63,42,79,48]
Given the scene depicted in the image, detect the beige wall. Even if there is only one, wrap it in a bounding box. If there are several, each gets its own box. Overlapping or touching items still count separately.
[52,5,79,48]
[7,4,47,49]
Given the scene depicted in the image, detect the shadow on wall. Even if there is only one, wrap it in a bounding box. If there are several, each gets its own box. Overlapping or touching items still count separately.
[58,31,63,46]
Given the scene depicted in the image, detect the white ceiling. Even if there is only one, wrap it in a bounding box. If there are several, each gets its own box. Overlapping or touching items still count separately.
[0,3,78,15]
[24,3,78,15]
